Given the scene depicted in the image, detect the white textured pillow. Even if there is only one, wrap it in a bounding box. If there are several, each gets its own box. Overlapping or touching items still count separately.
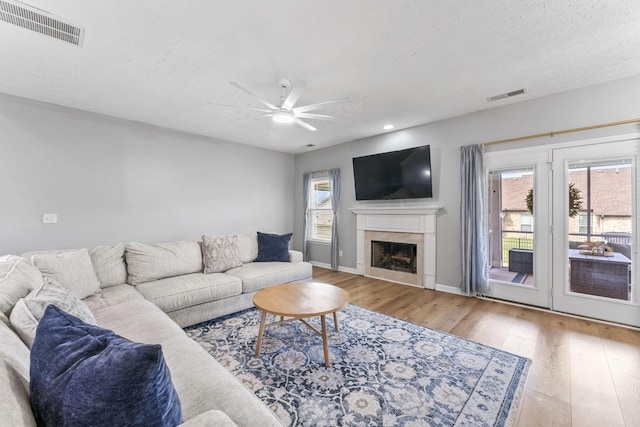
[201,235,243,273]
[9,277,97,348]
[30,249,100,299]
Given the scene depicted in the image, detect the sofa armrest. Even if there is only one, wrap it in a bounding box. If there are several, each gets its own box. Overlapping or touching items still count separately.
[289,250,303,263]
[179,410,238,427]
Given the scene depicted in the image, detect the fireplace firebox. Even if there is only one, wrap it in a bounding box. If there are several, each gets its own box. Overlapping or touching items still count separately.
[371,241,417,274]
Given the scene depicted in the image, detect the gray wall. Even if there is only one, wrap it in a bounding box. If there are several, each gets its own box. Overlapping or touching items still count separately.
[0,94,295,254]
[294,74,640,289]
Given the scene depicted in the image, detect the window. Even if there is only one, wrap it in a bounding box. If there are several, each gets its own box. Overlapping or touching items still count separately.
[578,213,595,235]
[308,174,333,242]
[520,214,533,232]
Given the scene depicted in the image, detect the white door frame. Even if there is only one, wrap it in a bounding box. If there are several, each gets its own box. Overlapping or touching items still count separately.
[551,139,640,327]
[485,149,552,308]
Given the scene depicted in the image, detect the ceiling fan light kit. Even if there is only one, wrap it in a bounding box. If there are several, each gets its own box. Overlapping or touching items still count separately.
[272,110,295,124]
[227,78,348,131]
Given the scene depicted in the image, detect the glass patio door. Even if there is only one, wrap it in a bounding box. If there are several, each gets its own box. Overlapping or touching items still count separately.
[485,150,551,308]
[552,140,639,327]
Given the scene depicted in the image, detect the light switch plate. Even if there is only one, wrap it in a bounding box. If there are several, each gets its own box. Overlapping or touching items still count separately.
[42,213,57,224]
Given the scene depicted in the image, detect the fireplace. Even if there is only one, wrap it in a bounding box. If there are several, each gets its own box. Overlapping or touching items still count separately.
[351,206,441,289]
[371,241,417,274]
[364,230,424,287]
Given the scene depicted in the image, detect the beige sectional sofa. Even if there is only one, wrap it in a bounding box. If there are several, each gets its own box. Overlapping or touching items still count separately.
[0,233,312,426]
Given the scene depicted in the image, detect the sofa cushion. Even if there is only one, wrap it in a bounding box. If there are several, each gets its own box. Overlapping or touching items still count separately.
[10,277,97,348]
[30,305,182,427]
[0,255,43,317]
[135,273,242,313]
[237,234,258,263]
[88,243,127,288]
[201,235,242,273]
[92,298,186,344]
[126,241,203,285]
[83,283,146,312]
[256,232,292,262]
[93,299,284,426]
[161,334,283,425]
[29,249,101,299]
[226,262,313,293]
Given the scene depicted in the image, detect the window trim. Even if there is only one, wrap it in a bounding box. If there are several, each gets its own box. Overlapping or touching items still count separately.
[307,173,333,243]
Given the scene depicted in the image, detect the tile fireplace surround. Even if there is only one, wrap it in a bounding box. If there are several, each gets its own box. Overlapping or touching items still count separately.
[351,206,442,288]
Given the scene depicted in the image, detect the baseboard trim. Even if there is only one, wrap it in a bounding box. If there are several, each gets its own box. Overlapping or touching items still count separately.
[435,284,463,295]
[312,263,463,294]
[476,295,640,331]
[309,261,358,275]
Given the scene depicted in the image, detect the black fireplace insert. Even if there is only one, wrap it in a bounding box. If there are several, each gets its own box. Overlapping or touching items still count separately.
[371,240,417,274]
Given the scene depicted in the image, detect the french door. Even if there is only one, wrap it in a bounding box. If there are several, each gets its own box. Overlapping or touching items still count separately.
[552,140,639,326]
[485,138,640,327]
[485,150,551,308]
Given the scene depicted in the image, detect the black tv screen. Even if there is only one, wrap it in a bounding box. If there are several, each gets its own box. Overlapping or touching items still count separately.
[352,145,433,200]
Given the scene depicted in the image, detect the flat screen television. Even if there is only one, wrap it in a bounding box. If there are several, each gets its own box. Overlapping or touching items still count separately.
[352,145,432,200]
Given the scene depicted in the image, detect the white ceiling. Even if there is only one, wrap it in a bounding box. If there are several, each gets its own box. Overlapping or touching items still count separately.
[1,1,639,154]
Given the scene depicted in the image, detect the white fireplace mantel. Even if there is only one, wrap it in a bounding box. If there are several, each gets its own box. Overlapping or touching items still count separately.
[350,206,442,216]
[350,205,442,289]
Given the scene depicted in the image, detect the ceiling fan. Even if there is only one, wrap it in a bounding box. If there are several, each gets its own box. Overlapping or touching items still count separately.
[228,78,348,131]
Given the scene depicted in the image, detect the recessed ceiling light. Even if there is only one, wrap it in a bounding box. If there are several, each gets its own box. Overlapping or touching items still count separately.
[383,124,394,130]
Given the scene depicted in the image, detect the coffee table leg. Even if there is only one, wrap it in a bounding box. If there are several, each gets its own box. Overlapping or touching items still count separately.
[321,315,330,366]
[255,311,267,357]
[333,311,339,331]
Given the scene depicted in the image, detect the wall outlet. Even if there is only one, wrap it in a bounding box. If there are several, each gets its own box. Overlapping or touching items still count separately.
[339,250,343,257]
[42,213,57,224]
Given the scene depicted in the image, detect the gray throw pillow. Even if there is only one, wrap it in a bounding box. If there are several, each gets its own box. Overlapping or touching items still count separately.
[201,235,243,273]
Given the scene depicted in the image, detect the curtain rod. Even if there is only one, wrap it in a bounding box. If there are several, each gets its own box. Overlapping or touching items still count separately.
[484,117,640,146]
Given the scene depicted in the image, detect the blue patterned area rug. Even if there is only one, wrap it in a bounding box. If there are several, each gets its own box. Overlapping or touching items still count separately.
[185,304,530,427]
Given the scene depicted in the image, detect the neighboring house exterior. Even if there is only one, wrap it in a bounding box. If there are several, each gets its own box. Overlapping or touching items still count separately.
[501,166,632,240]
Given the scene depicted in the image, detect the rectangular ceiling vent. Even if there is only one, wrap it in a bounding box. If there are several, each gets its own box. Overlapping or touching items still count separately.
[0,0,84,46]
[487,88,526,102]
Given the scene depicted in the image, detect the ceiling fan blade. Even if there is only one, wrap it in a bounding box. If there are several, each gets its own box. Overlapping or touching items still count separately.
[228,81,278,110]
[295,112,342,121]
[292,97,350,113]
[292,117,317,131]
[281,80,307,110]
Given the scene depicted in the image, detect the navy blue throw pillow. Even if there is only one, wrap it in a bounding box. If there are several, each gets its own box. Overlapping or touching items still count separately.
[255,232,293,262]
[30,305,182,427]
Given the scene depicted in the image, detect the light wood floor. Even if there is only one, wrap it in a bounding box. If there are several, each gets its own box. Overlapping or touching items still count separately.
[312,267,640,427]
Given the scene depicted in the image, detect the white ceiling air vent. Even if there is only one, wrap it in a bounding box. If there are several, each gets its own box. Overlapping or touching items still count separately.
[487,88,526,102]
[0,0,84,46]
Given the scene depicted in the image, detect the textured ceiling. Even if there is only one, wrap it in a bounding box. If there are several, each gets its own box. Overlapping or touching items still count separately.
[1,1,639,153]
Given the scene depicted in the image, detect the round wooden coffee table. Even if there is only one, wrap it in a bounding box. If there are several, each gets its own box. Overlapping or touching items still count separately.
[253,282,350,366]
